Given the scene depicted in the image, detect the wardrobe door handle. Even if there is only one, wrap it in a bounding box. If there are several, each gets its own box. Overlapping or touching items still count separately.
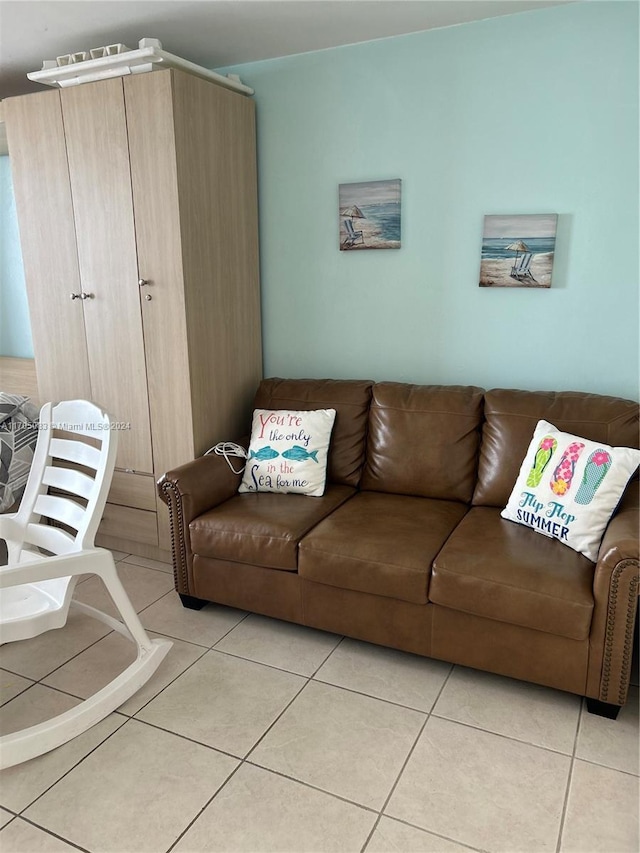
[70,293,81,300]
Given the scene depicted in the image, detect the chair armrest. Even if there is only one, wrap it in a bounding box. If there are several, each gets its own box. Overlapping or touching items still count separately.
[586,505,639,705]
[0,547,114,587]
[157,450,245,596]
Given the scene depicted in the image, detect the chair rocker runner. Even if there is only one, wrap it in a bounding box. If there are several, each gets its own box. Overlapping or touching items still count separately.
[0,400,172,770]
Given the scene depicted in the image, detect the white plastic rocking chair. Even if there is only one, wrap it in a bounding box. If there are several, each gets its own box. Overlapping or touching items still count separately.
[0,400,172,769]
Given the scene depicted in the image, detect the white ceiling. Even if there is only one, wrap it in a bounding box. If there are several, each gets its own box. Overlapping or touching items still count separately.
[0,0,570,100]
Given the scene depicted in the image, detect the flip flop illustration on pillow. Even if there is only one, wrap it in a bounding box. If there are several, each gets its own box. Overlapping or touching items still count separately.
[526,436,557,487]
[550,441,585,496]
[575,449,613,505]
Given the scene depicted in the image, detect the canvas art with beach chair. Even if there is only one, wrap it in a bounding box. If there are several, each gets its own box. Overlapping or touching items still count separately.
[339,179,401,250]
[479,214,558,288]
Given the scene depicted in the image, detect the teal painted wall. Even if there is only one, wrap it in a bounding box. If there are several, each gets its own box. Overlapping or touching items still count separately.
[1,3,638,399]
[0,156,32,357]
[222,1,639,400]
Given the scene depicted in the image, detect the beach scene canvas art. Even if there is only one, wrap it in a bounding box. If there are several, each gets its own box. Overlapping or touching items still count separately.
[479,214,558,288]
[339,179,401,250]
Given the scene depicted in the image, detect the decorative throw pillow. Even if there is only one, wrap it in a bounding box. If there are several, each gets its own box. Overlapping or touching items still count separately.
[0,393,40,512]
[502,420,640,561]
[238,408,337,496]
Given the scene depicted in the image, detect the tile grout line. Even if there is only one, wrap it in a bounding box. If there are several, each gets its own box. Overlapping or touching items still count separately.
[243,759,381,814]
[164,760,246,853]
[6,715,129,817]
[311,673,447,714]
[4,813,92,852]
[111,714,247,763]
[162,641,348,853]
[368,812,488,853]
[162,640,356,852]
[360,663,459,853]
[208,644,333,679]
[126,708,398,819]
[2,627,116,690]
[308,633,347,677]
[139,597,252,649]
[243,671,316,762]
[571,755,640,779]
[428,710,580,759]
[118,557,173,574]
[0,672,36,709]
[555,695,583,853]
[126,617,256,723]
[54,606,255,720]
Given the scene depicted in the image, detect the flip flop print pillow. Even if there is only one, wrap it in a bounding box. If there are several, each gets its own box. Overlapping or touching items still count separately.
[502,420,640,560]
[238,408,337,496]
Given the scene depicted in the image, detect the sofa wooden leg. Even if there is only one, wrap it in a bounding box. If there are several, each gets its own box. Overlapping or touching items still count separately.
[586,698,621,719]
[179,593,207,611]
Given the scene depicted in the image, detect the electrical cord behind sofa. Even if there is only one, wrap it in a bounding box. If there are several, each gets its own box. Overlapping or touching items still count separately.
[204,442,248,474]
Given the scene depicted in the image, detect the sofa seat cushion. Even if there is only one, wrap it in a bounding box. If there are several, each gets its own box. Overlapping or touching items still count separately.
[189,484,355,571]
[429,506,595,640]
[298,491,469,604]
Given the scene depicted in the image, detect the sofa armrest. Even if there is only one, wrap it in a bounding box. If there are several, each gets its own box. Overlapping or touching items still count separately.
[597,505,639,567]
[586,505,639,705]
[158,451,244,595]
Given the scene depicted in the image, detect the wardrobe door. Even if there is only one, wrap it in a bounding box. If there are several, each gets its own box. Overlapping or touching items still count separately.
[60,80,153,473]
[5,91,92,403]
[170,70,262,452]
[123,70,194,483]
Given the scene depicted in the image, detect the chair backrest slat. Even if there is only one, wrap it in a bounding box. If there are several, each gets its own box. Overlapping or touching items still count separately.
[33,494,87,531]
[23,522,76,555]
[11,400,118,558]
[42,466,95,501]
[49,438,102,470]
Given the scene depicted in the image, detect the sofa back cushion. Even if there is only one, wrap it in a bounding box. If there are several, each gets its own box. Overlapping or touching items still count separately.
[473,389,640,507]
[253,378,374,487]
[361,383,485,502]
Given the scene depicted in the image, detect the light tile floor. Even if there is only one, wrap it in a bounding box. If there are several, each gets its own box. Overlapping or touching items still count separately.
[0,552,638,853]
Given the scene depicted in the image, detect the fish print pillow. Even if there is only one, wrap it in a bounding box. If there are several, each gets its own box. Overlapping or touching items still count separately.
[238,408,337,496]
[502,420,640,561]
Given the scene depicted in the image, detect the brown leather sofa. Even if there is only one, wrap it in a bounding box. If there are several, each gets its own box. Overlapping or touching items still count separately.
[158,378,639,717]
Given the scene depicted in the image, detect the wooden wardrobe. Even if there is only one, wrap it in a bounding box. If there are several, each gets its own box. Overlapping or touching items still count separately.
[5,69,262,559]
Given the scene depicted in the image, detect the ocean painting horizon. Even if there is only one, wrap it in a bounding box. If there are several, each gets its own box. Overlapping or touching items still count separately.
[479,214,558,288]
[339,179,401,250]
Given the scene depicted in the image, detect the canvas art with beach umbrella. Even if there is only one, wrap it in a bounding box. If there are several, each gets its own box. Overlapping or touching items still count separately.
[339,179,401,250]
[479,214,558,288]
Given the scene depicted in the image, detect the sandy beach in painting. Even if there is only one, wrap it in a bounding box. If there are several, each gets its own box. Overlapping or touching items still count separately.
[479,252,554,288]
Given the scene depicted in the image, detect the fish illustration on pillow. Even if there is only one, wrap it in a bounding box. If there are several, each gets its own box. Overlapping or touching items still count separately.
[550,441,585,496]
[526,436,557,487]
[575,449,613,505]
[249,446,279,461]
[282,446,319,462]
